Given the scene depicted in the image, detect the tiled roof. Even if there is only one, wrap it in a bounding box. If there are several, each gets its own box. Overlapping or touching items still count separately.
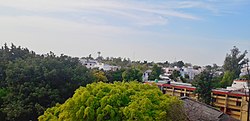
[181,97,239,121]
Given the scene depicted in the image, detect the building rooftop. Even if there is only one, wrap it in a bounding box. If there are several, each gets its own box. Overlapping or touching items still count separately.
[181,97,239,121]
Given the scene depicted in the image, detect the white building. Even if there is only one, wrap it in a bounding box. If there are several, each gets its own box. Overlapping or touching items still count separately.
[80,59,120,71]
[80,59,98,69]
[142,70,152,82]
[159,74,171,80]
[180,66,203,80]
[95,63,121,71]
[226,79,249,92]
[162,66,180,76]
[240,66,250,77]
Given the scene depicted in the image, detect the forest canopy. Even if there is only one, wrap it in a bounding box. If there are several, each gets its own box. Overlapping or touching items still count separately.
[0,43,94,121]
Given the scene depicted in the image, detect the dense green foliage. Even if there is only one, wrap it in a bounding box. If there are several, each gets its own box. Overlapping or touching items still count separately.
[169,70,181,81]
[148,64,163,80]
[39,81,186,121]
[171,61,185,68]
[0,44,94,121]
[220,71,235,88]
[122,68,143,82]
[193,71,213,104]
[222,46,247,86]
[92,70,108,82]
[105,69,124,83]
[3,43,245,120]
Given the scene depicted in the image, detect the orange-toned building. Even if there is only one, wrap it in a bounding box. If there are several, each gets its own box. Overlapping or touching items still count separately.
[146,79,249,121]
[212,89,248,120]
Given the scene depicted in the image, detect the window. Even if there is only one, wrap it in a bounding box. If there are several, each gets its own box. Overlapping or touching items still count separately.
[231,109,240,112]
[236,101,241,106]
[180,93,184,97]
[186,93,190,97]
[228,95,242,99]
[212,98,216,103]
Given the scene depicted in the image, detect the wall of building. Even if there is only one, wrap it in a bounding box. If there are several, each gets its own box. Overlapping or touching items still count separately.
[211,91,248,121]
[152,82,249,121]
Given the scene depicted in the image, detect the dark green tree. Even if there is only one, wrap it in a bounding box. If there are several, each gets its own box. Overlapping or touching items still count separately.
[223,46,247,80]
[122,68,143,82]
[221,46,248,88]
[169,70,181,81]
[220,71,235,88]
[193,71,213,105]
[148,64,163,80]
[0,44,95,121]
[105,69,124,83]
[171,61,185,68]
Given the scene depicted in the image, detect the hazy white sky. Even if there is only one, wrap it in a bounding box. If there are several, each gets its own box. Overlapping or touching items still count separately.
[0,0,250,65]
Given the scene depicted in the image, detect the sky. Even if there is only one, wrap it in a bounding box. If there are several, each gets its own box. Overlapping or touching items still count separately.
[0,0,250,66]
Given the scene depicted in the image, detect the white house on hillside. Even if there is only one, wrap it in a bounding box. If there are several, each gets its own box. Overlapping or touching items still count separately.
[80,59,120,71]
[80,59,98,69]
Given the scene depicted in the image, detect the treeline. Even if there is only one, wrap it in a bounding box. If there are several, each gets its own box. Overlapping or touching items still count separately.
[0,44,94,121]
[0,43,248,120]
[0,44,154,121]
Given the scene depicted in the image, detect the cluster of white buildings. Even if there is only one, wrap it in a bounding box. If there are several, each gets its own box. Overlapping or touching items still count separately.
[161,66,205,80]
[143,66,205,82]
[80,59,121,71]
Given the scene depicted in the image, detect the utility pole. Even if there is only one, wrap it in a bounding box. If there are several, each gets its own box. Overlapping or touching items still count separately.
[247,59,250,121]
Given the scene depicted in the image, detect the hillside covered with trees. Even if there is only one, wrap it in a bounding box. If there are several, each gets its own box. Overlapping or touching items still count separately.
[0,44,95,121]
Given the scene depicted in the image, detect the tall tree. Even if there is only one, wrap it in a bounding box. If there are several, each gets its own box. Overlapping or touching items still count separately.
[193,71,213,105]
[222,46,247,86]
[223,46,247,78]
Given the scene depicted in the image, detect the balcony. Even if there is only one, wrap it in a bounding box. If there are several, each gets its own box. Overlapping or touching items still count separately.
[228,97,242,102]
[227,105,241,110]
[212,95,226,99]
[213,102,225,107]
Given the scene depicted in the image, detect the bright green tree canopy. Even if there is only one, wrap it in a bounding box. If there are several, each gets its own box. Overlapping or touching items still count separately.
[38,81,186,121]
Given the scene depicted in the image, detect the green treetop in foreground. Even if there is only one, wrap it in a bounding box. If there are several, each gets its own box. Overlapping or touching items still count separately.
[38,81,186,121]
